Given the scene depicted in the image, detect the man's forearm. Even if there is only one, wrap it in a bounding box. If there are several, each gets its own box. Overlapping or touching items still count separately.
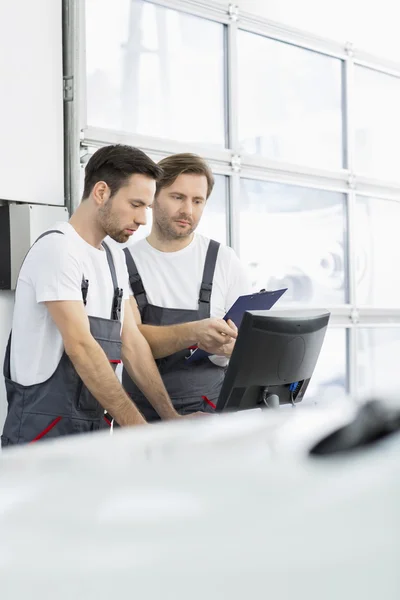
[67,340,146,426]
[138,322,197,359]
[121,332,179,419]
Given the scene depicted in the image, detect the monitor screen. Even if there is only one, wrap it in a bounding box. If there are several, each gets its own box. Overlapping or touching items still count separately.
[216,309,330,411]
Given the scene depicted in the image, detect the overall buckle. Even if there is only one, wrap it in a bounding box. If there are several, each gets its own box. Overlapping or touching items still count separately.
[112,288,123,321]
[199,283,212,303]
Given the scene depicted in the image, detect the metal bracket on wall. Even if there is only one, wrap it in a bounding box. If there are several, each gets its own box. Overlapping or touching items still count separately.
[228,4,239,22]
[230,154,241,172]
[80,143,91,166]
[347,173,356,189]
[345,41,354,57]
[63,75,74,102]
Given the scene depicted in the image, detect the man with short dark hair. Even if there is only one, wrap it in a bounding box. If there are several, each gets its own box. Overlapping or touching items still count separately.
[123,153,250,421]
[2,144,198,447]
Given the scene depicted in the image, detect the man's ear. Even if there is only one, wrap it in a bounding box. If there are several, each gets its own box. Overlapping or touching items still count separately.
[92,181,110,206]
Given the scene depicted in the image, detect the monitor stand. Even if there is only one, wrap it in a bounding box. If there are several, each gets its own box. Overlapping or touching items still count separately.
[261,390,280,409]
[261,387,297,409]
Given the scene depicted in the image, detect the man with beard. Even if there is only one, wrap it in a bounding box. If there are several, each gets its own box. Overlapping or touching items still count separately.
[2,145,200,447]
[122,153,250,421]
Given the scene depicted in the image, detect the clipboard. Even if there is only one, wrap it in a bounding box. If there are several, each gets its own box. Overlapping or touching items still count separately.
[186,287,287,363]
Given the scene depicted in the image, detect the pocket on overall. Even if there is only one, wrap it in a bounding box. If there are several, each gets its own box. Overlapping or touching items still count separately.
[76,383,100,412]
[19,413,64,443]
[202,395,217,413]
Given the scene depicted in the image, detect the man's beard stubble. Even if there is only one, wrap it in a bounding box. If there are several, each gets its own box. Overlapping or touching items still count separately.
[98,199,128,244]
[153,206,196,241]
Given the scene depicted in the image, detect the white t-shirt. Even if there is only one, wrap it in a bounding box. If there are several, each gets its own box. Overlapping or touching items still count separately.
[127,234,251,365]
[10,222,130,386]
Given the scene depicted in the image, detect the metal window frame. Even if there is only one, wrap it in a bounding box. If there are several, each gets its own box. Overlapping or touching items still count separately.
[137,0,232,23]
[64,0,400,400]
[82,126,233,165]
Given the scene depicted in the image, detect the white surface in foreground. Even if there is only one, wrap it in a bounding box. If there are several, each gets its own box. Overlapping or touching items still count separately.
[0,401,399,599]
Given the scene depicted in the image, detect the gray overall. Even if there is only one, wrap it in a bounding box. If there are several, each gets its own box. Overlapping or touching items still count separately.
[1,230,123,447]
[122,240,226,422]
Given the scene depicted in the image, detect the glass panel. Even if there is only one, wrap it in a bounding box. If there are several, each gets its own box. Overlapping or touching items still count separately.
[239,179,347,305]
[196,175,228,245]
[355,67,400,181]
[357,328,400,404]
[356,196,400,306]
[85,0,226,147]
[242,0,400,62]
[302,328,347,406]
[238,30,343,169]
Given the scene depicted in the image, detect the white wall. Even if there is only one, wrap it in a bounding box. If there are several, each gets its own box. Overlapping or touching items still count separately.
[0,0,63,428]
[0,0,64,205]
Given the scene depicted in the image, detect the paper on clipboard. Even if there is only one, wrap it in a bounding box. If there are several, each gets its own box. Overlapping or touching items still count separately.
[186,288,287,363]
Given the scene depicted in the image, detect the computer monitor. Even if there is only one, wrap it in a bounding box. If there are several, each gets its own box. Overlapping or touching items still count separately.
[216,309,330,412]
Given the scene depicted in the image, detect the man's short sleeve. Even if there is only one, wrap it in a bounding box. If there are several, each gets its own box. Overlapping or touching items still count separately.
[224,247,252,312]
[208,245,251,368]
[22,235,83,304]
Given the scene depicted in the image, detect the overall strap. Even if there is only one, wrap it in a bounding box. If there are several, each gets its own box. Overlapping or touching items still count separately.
[123,247,149,314]
[198,240,220,319]
[30,230,89,305]
[35,229,64,243]
[102,242,123,321]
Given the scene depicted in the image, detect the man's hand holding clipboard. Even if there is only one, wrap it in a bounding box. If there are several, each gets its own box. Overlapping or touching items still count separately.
[186,288,287,363]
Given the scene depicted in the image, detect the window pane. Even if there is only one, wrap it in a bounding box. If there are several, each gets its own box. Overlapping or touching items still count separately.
[355,67,400,181]
[238,31,343,169]
[85,0,226,146]
[242,0,400,63]
[357,328,400,404]
[356,196,400,306]
[239,179,347,305]
[196,175,228,245]
[302,328,347,406]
